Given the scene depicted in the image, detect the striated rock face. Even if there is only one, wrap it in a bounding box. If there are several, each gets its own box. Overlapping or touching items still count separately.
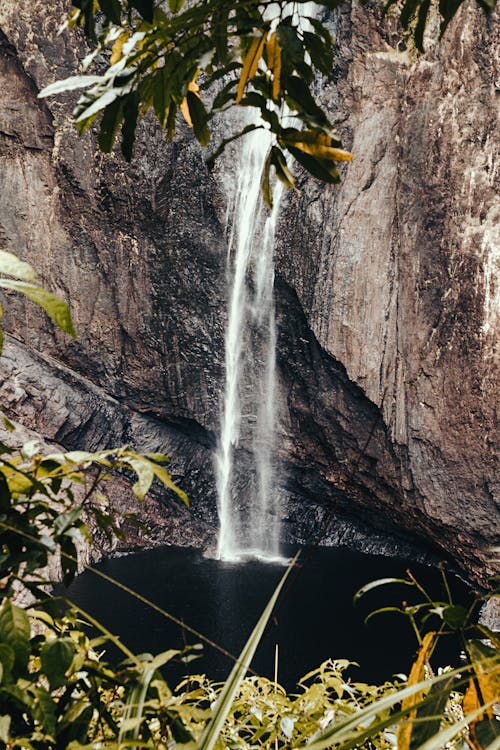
[0,1,497,581]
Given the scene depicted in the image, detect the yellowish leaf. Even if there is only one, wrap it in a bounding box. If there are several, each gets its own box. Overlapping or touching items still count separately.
[180,74,200,128]
[236,32,267,104]
[266,33,282,101]
[397,632,436,750]
[110,32,129,65]
[289,140,352,162]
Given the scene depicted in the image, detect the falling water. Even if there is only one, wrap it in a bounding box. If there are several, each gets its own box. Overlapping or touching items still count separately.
[215,122,285,562]
[215,3,318,562]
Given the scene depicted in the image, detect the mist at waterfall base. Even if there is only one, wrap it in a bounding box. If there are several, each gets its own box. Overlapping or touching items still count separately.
[64,545,471,690]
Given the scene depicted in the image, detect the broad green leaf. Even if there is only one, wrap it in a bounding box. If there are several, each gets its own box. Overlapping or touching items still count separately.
[0,280,76,338]
[187,90,211,147]
[0,250,35,281]
[442,604,468,629]
[40,638,75,689]
[302,30,333,76]
[198,552,299,750]
[58,700,94,745]
[39,75,103,98]
[0,600,30,674]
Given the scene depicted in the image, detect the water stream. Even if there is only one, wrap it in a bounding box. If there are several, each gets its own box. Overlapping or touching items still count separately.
[214,3,318,563]
[214,124,285,562]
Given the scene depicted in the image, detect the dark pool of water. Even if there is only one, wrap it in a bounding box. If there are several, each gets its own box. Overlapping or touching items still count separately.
[63,545,472,690]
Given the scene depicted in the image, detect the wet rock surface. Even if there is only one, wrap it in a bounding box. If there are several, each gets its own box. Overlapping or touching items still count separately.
[0,1,497,582]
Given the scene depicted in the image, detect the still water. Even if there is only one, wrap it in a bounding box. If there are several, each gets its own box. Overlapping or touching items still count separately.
[65,545,471,690]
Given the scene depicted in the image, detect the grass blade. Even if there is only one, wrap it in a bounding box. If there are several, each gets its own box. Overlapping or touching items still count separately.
[198,552,299,750]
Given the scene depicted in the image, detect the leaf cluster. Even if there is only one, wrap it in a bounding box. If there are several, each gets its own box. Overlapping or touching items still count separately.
[39,0,496,205]
[0,438,188,597]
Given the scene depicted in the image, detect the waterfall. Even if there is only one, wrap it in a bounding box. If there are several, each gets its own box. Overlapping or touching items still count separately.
[214,3,318,562]
[215,122,285,562]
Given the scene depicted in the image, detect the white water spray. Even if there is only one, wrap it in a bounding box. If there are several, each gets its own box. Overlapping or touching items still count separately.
[215,121,285,561]
[215,3,318,562]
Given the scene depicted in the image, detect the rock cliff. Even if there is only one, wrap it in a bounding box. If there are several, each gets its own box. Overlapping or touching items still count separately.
[0,0,497,581]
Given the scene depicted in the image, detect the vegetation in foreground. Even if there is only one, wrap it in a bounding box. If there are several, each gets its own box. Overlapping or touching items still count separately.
[1,0,499,742]
[0,425,498,750]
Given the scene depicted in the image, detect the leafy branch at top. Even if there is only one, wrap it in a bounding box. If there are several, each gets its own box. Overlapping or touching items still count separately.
[39,0,495,206]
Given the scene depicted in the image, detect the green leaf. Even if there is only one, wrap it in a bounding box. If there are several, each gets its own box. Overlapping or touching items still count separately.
[288,145,340,184]
[58,700,94,745]
[0,250,36,281]
[40,638,75,689]
[127,457,155,500]
[0,280,76,338]
[475,719,500,748]
[39,75,103,98]
[261,148,273,209]
[206,124,260,168]
[152,66,171,127]
[353,577,414,604]
[400,0,420,28]
[409,677,454,749]
[2,416,15,433]
[98,98,125,153]
[33,687,57,736]
[0,600,30,675]
[168,0,185,11]
[302,31,332,76]
[442,604,468,629]
[270,146,295,189]
[186,90,211,147]
[129,0,154,22]
[98,0,121,24]
[284,75,326,122]
[0,644,15,683]
[121,91,140,162]
[414,0,431,50]
[198,552,299,750]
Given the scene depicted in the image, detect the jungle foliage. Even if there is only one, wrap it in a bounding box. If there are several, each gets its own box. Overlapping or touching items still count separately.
[40,0,496,206]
